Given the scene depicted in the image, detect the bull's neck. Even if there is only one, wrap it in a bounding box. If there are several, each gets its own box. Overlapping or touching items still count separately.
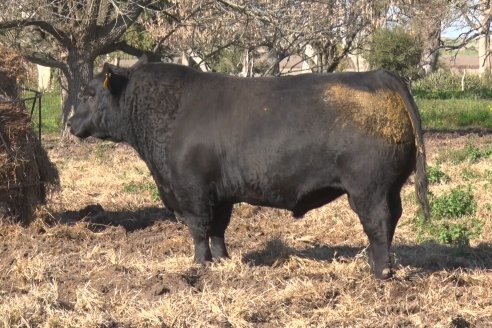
[107,95,134,144]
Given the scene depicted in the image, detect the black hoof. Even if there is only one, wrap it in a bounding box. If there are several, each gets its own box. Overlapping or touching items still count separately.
[374,267,393,280]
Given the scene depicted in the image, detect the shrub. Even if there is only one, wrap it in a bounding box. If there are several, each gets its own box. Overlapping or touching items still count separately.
[412,70,462,91]
[431,186,476,219]
[209,47,244,75]
[427,164,450,184]
[413,186,483,246]
[411,70,492,97]
[364,27,422,81]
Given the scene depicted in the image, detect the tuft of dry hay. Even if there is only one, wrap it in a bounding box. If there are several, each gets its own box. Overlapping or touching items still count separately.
[0,51,59,223]
[0,46,31,101]
[0,104,59,223]
[0,47,59,223]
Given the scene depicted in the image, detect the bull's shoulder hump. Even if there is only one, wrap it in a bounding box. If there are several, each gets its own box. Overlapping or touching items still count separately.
[130,63,196,82]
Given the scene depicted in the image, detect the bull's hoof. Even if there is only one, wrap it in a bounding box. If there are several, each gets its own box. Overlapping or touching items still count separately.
[193,252,213,265]
[375,268,393,280]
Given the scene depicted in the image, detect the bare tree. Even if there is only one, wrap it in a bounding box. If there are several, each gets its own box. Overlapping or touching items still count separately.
[438,0,492,73]
[382,1,452,75]
[456,0,491,73]
[217,0,384,74]
[408,1,448,74]
[0,0,161,129]
[143,0,388,75]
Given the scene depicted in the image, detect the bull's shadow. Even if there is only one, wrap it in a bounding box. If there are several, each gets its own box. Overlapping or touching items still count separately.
[243,237,492,274]
[56,204,177,232]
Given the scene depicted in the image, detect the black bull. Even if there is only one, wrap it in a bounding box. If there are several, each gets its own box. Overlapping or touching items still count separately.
[68,57,430,279]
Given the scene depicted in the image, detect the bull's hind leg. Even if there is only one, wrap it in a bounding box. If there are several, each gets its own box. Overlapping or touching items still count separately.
[349,192,393,279]
[210,203,233,259]
[388,191,403,244]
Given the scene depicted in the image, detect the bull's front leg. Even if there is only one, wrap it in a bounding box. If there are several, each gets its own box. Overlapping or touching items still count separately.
[180,202,234,263]
[181,214,213,263]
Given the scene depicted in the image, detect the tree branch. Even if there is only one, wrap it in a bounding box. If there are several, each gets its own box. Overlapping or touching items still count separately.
[22,51,69,76]
[215,0,274,25]
[98,40,162,62]
[0,19,70,45]
[96,1,149,44]
[82,0,103,39]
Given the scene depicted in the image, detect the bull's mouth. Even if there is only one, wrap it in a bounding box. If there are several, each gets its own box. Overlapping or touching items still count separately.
[68,124,118,141]
[69,127,91,139]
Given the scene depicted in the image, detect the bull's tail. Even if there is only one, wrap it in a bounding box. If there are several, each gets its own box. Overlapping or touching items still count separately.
[387,72,431,219]
[412,112,431,219]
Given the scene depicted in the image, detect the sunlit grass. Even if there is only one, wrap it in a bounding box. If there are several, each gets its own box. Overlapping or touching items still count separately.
[417,98,492,129]
[23,89,62,134]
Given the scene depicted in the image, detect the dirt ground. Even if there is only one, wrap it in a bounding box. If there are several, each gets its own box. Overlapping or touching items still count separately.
[0,133,491,327]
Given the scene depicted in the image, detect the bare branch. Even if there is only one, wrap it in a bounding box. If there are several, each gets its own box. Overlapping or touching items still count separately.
[22,51,68,76]
[101,40,162,61]
[0,19,70,45]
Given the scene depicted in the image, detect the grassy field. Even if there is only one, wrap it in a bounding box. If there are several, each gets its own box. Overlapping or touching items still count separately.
[0,133,491,327]
[23,90,62,135]
[416,98,492,129]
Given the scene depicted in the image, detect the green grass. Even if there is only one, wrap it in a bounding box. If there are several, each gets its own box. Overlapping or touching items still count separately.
[427,164,450,184]
[413,89,492,99]
[122,180,160,202]
[438,141,492,164]
[416,98,492,129]
[23,89,62,134]
[412,186,484,247]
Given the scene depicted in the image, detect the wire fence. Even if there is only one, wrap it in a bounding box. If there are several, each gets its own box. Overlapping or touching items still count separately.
[0,88,43,142]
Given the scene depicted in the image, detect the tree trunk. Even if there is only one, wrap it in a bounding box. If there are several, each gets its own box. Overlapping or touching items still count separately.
[61,51,94,129]
[478,32,491,74]
[304,44,319,72]
[478,1,491,75]
[420,20,441,75]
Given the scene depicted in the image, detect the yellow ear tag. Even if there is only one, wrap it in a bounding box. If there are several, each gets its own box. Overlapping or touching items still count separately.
[103,73,111,89]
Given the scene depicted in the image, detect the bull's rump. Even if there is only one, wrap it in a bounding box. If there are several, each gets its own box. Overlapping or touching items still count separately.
[166,69,415,211]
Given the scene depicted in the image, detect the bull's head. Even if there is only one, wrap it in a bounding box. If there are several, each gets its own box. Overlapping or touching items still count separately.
[68,55,148,141]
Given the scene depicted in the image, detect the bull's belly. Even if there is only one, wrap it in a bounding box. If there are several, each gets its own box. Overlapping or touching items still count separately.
[235,184,345,218]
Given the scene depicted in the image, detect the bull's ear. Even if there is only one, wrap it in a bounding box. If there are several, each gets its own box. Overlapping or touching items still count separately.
[102,67,128,96]
[132,54,149,70]
[103,62,130,77]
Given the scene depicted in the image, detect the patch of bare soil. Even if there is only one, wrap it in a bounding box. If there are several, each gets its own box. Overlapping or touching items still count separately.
[0,134,491,327]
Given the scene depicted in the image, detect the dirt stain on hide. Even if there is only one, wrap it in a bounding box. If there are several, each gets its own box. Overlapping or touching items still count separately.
[324,84,414,144]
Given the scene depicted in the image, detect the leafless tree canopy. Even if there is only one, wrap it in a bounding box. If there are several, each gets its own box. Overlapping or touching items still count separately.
[1,0,492,127]
[0,0,165,126]
[142,0,388,74]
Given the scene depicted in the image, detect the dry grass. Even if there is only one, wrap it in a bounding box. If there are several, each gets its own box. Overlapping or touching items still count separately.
[0,134,491,327]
